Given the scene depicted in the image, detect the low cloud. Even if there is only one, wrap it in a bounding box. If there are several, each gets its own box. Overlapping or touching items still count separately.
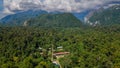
[3,0,120,13]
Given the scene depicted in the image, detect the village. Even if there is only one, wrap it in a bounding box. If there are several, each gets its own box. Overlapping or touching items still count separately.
[39,45,70,68]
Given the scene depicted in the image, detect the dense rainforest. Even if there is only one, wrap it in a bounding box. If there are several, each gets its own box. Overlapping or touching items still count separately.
[0,25,120,68]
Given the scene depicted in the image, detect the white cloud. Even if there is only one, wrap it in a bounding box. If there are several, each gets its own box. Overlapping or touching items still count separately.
[3,0,120,13]
[0,0,119,19]
[4,0,22,11]
[3,8,14,14]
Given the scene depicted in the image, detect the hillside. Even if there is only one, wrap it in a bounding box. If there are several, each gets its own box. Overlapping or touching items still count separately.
[86,5,120,26]
[0,10,47,26]
[25,13,82,27]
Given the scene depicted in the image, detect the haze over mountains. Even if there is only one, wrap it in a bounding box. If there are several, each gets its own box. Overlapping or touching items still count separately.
[0,10,48,25]
[0,1,120,27]
[0,4,120,27]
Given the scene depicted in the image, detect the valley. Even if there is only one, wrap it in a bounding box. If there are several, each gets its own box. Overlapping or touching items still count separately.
[0,2,120,68]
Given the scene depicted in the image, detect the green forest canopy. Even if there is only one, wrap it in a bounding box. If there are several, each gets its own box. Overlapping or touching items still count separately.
[0,25,120,68]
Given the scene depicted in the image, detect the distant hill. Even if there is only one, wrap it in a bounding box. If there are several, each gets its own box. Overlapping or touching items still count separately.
[25,13,82,27]
[73,10,91,21]
[0,10,48,26]
[85,5,120,26]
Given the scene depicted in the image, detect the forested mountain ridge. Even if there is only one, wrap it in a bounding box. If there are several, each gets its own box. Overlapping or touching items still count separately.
[0,5,120,27]
[0,10,48,26]
[0,12,82,27]
[25,13,82,27]
[85,5,120,26]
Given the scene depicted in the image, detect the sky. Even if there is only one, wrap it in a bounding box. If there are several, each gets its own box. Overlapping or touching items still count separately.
[0,0,120,19]
[0,0,3,11]
[0,0,4,19]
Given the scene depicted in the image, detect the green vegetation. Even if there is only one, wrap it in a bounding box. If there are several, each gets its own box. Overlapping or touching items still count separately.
[89,5,120,25]
[0,10,47,26]
[0,13,82,27]
[26,13,82,27]
[0,5,120,67]
[0,25,120,68]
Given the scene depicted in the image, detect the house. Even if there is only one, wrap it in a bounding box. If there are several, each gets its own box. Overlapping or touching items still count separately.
[57,46,63,50]
[53,52,70,58]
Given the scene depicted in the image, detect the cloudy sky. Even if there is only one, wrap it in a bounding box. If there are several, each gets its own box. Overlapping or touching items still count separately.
[0,0,120,19]
[0,0,3,10]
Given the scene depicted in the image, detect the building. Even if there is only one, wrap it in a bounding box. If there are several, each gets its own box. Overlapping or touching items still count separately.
[53,52,70,58]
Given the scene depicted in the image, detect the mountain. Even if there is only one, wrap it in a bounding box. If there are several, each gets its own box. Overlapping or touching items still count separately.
[25,13,82,27]
[85,5,120,26]
[73,10,91,21]
[0,10,48,26]
[0,9,82,27]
